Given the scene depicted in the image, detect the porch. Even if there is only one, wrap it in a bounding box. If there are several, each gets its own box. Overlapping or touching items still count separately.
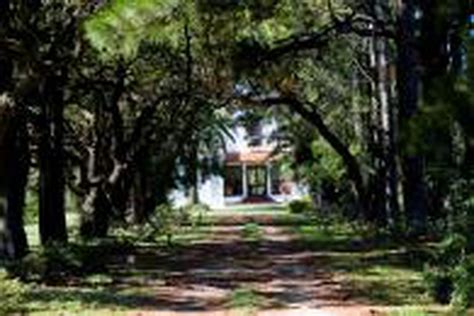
[224,149,294,206]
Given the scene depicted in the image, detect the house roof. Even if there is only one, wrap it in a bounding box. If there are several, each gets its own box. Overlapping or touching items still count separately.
[225,148,279,165]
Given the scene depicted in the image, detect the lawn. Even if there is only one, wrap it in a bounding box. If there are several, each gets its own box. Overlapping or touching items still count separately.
[14,206,458,315]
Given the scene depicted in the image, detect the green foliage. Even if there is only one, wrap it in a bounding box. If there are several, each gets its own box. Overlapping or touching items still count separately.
[84,274,114,288]
[450,256,474,314]
[13,243,84,281]
[424,254,474,313]
[184,203,211,227]
[241,222,263,242]
[310,140,347,186]
[423,233,470,307]
[227,287,264,309]
[84,0,185,59]
[0,270,28,315]
[288,197,314,214]
[443,179,474,243]
[152,204,189,244]
[110,203,211,248]
[423,266,454,305]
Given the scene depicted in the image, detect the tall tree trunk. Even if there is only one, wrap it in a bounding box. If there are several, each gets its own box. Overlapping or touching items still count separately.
[397,0,428,235]
[368,32,387,224]
[38,74,68,245]
[464,136,474,174]
[80,187,110,238]
[0,96,29,260]
[189,144,200,205]
[0,1,29,260]
[375,33,400,229]
[80,93,113,239]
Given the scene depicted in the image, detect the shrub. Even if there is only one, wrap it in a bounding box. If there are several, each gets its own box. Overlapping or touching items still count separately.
[451,256,474,313]
[423,267,453,304]
[288,197,314,214]
[423,233,471,308]
[111,203,211,246]
[0,270,28,315]
[145,204,197,246]
[183,203,211,227]
[13,243,84,281]
[241,222,263,242]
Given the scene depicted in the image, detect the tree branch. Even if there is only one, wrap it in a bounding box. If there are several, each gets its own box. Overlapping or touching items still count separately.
[242,94,368,210]
[258,14,395,63]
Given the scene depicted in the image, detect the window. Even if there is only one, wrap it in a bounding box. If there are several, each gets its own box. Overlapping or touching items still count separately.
[224,166,243,197]
[247,121,263,147]
[270,165,282,195]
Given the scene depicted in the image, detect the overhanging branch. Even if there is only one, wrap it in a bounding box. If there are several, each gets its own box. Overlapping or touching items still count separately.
[241,94,368,210]
[259,13,395,63]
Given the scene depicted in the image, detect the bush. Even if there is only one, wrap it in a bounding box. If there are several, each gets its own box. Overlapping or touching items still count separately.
[144,204,207,246]
[111,203,211,247]
[183,203,211,227]
[288,197,314,214]
[0,270,28,315]
[241,222,263,242]
[423,233,473,309]
[13,243,84,281]
[451,256,474,313]
[423,267,453,304]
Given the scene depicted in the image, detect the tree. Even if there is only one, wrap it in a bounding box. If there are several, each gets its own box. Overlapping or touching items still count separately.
[0,0,30,259]
[0,95,29,260]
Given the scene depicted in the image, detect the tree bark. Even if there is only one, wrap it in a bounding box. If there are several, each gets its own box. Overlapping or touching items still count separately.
[291,101,370,219]
[397,0,428,235]
[79,91,113,238]
[374,30,400,229]
[0,0,29,260]
[38,74,68,245]
[0,96,29,260]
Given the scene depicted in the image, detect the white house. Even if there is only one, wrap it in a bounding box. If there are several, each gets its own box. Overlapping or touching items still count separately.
[171,113,308,209]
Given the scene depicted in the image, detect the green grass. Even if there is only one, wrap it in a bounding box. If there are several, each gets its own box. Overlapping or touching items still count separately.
[345,262,429,305]
[226,287,266,310]
[20,207,451,315]
[294,223,432,306]
[389,309,430,316]
[24,284,158,315]
[388,306,453,315]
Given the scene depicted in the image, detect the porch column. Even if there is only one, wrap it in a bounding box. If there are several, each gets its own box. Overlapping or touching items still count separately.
[242,163,248,198]
[266,163,272,197]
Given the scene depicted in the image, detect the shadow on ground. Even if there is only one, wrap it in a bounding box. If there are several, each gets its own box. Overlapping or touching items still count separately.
[25,213,432,313]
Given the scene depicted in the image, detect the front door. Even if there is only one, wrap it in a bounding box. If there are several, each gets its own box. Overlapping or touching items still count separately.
[247,166,267,197]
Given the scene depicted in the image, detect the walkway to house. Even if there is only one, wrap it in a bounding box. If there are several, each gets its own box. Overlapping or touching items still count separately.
[116,207,387,316]
[28,205,434,315]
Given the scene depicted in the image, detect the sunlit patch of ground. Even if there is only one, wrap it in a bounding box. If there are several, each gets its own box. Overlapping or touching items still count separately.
[23,208,451,316]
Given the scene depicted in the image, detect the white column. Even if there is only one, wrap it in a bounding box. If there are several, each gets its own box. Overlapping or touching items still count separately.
[266,163,272,198]
[242,163,248,198]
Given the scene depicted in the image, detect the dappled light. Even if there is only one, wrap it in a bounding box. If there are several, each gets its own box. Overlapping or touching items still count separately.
[1,1,474,315]
[18,211,435,315]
